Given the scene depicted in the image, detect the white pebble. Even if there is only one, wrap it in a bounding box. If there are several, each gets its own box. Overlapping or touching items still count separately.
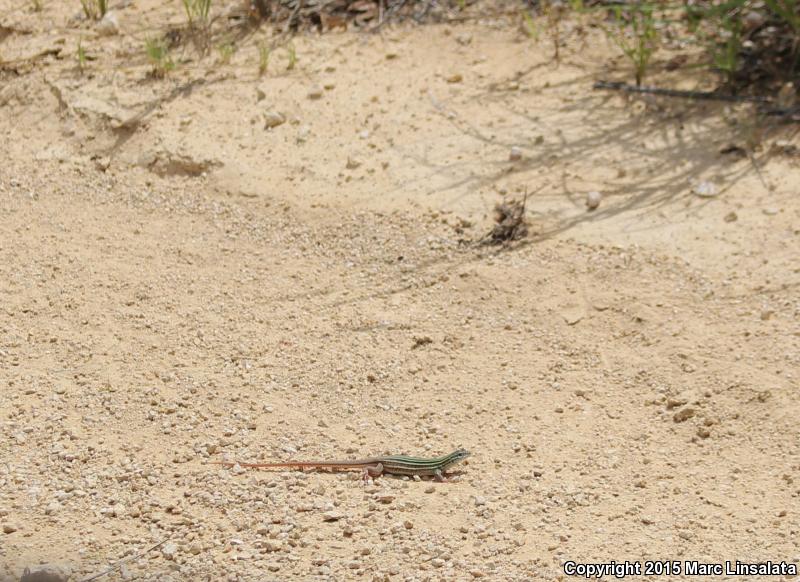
[96,11,119,36]
[161,542,178,560]
[586,190,602,210]
[693,181,718,198]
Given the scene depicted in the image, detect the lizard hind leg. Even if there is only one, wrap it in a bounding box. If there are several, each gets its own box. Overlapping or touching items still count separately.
[361,463,384,482]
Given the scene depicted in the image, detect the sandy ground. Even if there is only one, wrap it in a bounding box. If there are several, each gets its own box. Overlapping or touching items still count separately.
[1,1,799,580]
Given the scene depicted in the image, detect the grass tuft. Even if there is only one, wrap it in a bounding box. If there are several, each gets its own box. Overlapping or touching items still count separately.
[286,41,297,70]
[182,0,212,29]
[145,37,175,78]
[258,42,270,76]
[80,0,107,20]
[217,42,235,65]
[604,2,659,87]
[76,37,87,73]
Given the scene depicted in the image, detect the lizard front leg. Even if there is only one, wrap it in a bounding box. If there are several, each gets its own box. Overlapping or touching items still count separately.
[361,463,384,482]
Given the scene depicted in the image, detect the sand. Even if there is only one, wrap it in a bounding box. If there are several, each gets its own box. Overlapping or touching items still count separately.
[1,1,798,580]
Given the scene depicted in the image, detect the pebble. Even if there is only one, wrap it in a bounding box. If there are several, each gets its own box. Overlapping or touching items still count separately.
[509,146,522,162]
[586,191,602,210]
[346,157,361,170]
[96,11,119,36]
[322,511,343,521]
[3,523,18,534]
[693,181,718,198]
[161,542,178,560]
[474,495,487,507]
[724,211,738,222]
[263,540,282,552]
[20,564,72,582]
[100,504,125,517]
[446,73,463,84]
[763,207,779,215]
[263,111,286,129]
[307,85,324,100]
[673,407,695,423]
[296,125,311,143]
[743,10,765,29]
[456,33,473,46]
[666,393,690,409]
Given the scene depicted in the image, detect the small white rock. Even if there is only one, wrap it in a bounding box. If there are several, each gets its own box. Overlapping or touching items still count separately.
[586,190,602,210]
[96,11,119,36]
[296,125,311,143]
[509,146,523,162]
[161,542,178,560]
[743,10,765,29]
[693,181,718,198]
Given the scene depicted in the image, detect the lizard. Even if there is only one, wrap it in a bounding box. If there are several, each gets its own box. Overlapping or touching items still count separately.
[210,448,470,482]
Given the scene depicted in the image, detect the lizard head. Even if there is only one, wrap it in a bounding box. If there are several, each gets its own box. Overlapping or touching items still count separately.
[448,448,471,465]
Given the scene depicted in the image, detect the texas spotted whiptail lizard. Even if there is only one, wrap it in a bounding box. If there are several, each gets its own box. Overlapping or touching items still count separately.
[211,448,470,482]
